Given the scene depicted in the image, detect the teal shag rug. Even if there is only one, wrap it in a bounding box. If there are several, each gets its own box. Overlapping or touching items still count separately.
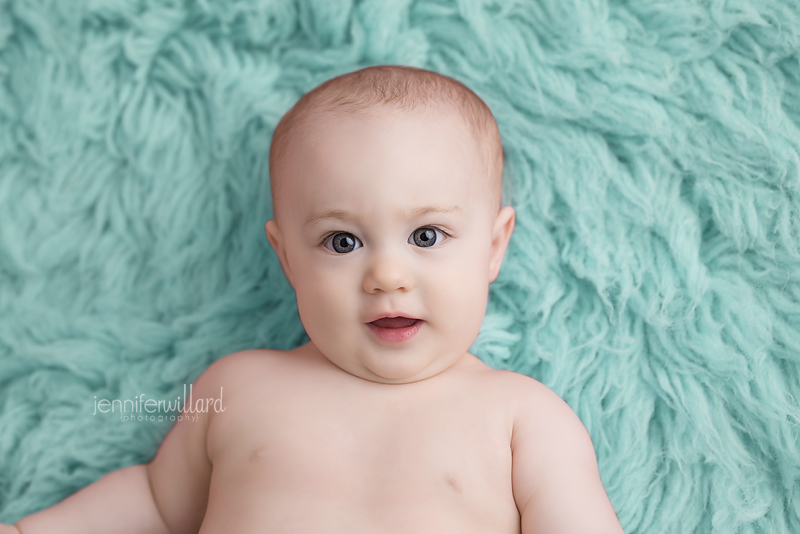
[1,0,799,532]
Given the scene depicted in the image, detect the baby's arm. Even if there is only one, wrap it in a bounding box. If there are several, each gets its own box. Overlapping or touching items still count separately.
[10,358,224,534]
[511,379,625,534]
[12,464,172,534]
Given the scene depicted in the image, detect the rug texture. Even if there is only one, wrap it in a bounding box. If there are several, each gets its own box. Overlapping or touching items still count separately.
[1,0,799,532]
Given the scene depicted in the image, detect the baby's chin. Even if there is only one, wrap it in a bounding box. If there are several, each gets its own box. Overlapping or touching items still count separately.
[344,351,457,385]
[358,366,432,384]
[307,336,464,384]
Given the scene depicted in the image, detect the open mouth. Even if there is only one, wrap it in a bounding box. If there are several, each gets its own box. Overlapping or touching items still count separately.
[369,317,419,329]
[366,316,423,342]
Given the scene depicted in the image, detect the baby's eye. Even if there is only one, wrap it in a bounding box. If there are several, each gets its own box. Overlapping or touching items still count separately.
[323,232,362,254]
[409,227,446,248]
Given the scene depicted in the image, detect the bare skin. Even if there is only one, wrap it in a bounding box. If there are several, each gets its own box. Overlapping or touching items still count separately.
[7,107,625,534]
[9,343,621,534]
[199,346,519,533]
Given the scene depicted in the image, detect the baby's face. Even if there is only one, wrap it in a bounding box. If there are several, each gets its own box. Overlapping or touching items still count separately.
[266,109,514,384]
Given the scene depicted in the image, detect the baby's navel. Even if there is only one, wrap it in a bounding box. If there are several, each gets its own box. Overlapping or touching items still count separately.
[445,474,463,493]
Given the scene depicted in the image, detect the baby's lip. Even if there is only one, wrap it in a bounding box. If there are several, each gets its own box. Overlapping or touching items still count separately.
[365,312,420,323]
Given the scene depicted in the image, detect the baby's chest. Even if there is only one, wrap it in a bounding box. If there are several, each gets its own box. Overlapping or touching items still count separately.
[211,390,514,503]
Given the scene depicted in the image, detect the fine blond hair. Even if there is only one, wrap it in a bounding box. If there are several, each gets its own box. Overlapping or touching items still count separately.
[269,65,504,224]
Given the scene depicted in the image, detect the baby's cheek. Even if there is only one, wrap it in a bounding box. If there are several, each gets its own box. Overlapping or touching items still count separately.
[298,270,355,316]
[430,270,478,307]
[442,267,489,315]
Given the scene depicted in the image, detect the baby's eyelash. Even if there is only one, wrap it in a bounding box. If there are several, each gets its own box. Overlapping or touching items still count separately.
[319,232,337,247]
[415,225,452,240]
[430,225,452,238]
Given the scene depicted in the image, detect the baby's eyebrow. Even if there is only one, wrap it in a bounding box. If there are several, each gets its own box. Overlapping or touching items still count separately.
[304,205,463,227]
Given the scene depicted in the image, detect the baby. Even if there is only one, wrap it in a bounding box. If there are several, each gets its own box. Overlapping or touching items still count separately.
[3,66,624,533]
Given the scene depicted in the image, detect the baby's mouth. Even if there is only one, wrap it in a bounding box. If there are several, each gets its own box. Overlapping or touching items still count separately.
[370,317,419,329]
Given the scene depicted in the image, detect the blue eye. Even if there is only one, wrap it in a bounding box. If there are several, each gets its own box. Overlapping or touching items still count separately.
[322,227,448,253]
[324,232,362,254]
[409,227,445,248]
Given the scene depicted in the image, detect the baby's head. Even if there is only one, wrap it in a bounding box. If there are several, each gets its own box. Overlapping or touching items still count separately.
[266,65,515,384]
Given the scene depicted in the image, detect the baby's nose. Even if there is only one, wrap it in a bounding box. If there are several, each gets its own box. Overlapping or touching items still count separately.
[362,252,415,294]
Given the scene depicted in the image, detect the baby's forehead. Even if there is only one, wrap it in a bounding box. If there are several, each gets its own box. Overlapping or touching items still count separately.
[297,110,480,171]
[304,113,478,174]
[274,106,498,220]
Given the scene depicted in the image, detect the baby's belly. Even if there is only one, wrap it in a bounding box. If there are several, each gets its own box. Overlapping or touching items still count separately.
[197,444,520,534]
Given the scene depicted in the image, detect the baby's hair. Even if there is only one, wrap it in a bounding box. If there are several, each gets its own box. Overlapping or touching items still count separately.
[268,65,505,224]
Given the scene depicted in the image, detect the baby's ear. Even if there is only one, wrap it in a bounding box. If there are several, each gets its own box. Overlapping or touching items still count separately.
[265,220,294,289]
[488,206,515,283]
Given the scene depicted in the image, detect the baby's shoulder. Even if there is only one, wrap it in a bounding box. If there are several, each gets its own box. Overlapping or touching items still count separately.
[480,368,587,436]
[205,348,287,372]
[192,349,292,395]
[475,365,556,403]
